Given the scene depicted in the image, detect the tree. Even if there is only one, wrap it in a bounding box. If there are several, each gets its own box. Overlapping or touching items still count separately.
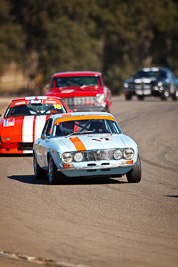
[0,0,177,95]
[0,0,24,74]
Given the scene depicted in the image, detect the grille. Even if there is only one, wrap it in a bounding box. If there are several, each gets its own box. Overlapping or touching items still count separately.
[83,149,115,161]
[63,96,96,106]
[17,142,33,151]
[134,83,151,89]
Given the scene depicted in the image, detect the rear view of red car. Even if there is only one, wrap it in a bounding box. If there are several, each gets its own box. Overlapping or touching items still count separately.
[46,71,112,112]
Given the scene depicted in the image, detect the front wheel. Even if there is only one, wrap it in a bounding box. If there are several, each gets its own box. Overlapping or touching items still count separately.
[161,89,169,100]
[48,155,59,184]
[126,155,141,183]
[104,105,110,113]
[48,155,67,184]
[125,94,132,100]
[33,152,47,179]
[138,95,144,101]
[172,89,178,101]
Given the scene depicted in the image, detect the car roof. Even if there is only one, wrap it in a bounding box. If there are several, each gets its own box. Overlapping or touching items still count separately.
[52,71,102,77]
[138,67,169,72]
[50,111,115,120]
[10,96,62,102]
[8,96,65,108]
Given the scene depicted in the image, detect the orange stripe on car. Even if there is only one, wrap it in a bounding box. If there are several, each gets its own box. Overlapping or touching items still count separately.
[62,114,71,117]
[54,115,115,125]
[69,137,86,151]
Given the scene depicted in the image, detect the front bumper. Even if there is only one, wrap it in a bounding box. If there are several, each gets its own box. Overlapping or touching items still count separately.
[124,86,165,96]
[124,88,152,96]
[68,105,107,112]
[62,96,107,111]
[57,161,138,177]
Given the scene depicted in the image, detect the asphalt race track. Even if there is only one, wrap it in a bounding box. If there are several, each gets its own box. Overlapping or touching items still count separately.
[0,96,178,267]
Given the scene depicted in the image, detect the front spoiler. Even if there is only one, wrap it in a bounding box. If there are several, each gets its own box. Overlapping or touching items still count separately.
[124,88,164,96]
[57,162,138,172]
[0,148,33,154]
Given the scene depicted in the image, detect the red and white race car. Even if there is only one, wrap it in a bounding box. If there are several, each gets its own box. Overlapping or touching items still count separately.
[0,96,70,154]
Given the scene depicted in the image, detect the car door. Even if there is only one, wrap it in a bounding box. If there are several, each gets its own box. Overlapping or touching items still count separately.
[38,118,53,169]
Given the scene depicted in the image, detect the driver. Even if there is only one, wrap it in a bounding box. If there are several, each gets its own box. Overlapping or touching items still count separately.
[60,121,75,135]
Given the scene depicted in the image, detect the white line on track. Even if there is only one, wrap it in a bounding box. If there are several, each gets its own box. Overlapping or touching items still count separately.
[0,250,89,267]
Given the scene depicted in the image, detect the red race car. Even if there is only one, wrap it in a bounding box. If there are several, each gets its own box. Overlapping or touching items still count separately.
[0,96,70,154]
[46,71,112,112]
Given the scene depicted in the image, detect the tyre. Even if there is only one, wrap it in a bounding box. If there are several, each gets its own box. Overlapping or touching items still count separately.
[138,95,144,100]
[33,152,47,179]
[161,89,169,100]
[48,155,67,184]
[126,155,141,183]
[125,94,132,100]
[172,89,178,101]
[104,105,110,113]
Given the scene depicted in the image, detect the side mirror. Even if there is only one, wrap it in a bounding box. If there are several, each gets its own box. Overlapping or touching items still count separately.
[41,133,46,140]
[45,84,49,89]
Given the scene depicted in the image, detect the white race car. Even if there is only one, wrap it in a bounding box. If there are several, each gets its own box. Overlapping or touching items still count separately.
[33,112,141,184]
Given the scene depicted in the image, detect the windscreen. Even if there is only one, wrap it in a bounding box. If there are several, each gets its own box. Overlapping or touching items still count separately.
[134,70,167,79]
[4,100,67,118]
[53,118,121,137]
[51,76,101,88]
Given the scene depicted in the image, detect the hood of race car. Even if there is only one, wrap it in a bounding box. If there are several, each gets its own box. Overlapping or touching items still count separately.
[1,115,49,142]
[52,134,136,152]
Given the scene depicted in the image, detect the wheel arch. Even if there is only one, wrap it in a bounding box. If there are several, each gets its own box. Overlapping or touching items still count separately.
[47,150,58,167]
[47,150,53,163]
[33,147,37,157]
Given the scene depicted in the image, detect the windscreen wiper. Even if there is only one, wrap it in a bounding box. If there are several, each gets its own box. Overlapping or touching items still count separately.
[67,131,93,137]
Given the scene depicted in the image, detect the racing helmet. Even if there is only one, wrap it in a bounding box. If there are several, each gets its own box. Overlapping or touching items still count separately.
[59,121,75,134]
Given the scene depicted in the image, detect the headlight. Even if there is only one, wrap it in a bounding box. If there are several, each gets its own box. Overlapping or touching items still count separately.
[123,148,134,160]
[113,149,122,160]
[74,152,83,162]
[61,152,73,163]
[96,94,105,103]
[124,83,129,88]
